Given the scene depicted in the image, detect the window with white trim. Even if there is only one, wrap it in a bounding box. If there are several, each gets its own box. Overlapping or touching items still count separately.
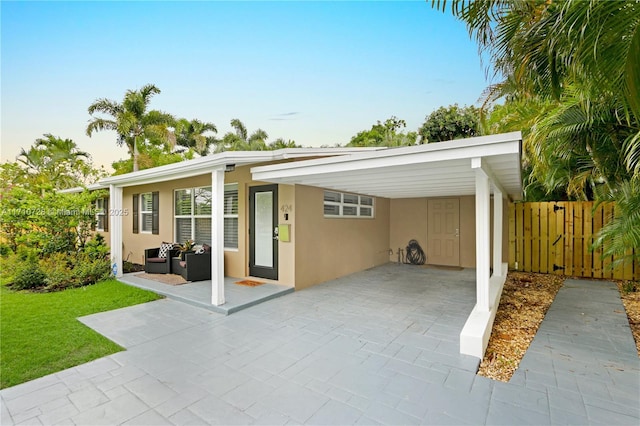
[95,197,107,231]
[140,192,154,233]
[224,183,239,249]
[173,184,238,248]
[174,187,212,245]
[323,190,374,218]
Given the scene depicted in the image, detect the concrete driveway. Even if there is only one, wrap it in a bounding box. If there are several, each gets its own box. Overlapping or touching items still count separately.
[1,264,638,425]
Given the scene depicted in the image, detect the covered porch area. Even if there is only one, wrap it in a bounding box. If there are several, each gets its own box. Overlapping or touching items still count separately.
[118,273,294,315]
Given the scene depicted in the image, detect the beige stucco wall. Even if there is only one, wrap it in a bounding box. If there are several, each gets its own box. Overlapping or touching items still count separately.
[224,164,296,284]
[118,163,296,285]
[121,174,212,266]
[294,185,390,290]
[389,198,428,263]
[389,196,510,268]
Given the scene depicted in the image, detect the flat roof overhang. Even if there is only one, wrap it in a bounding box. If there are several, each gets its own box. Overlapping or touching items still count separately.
[98,147,384,188]
[251,132,523,200]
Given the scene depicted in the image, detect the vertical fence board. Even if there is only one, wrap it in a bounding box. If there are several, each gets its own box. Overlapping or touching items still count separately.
[516,203,525,270]
[574,203,584,277]
[593,203,604,279]
[564,202,574,276]
[555,202,566,275]
[547,203,557,274]
[532,202,540,273]
[540,204,549,273]
[509,203,516,270]
[583,202,593,278]
[524,204,532,272]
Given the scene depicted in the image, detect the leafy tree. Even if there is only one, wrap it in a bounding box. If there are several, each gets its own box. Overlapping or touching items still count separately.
[269,138,300,149]
[111,145,194,175]
[217,119,269,152]
[174,118,218,156]
[348,116,418,147]
[0,185,102,255]
[433,0,640,258]
[16,135,105,194]
[418,104,479,143]
[86,84,175,172]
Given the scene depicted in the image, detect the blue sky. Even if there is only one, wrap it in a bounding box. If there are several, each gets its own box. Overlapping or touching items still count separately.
[1,1,489,171]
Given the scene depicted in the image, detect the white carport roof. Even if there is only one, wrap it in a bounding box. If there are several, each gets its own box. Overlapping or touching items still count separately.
[251,132,523,200]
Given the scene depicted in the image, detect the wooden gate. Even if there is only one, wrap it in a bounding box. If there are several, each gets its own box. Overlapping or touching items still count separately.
[509,201,640,280]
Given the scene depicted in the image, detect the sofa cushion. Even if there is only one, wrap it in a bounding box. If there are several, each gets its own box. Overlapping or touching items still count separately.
[147,257,167,263]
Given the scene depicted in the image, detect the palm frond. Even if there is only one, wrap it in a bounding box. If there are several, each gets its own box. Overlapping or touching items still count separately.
[86,118,118,136]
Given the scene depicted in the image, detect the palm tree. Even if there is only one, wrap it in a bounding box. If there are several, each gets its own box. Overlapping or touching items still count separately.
[269,138,300,149]
[434,0,640,257]
[217,119,269,152]
[17,134,93,192]
[174,118,218,156]
[86,84,175,172]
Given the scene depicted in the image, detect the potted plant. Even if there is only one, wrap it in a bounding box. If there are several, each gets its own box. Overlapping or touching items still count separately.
[178,239,195,260]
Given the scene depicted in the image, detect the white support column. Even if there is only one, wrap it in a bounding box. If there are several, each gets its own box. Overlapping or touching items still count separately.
[493,187,503,279]
[211,169,225,306]
[472,158,491,312]
[109,185,123,278]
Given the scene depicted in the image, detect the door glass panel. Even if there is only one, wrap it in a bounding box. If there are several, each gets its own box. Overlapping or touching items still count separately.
[255,192,273,267]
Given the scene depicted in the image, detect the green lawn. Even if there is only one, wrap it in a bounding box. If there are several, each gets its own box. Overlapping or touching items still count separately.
[0,279,161,389]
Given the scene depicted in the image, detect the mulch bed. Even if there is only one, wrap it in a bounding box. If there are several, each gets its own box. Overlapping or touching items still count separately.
[616,281,640,357]
[478,272,640,382]
[477,271,564,382]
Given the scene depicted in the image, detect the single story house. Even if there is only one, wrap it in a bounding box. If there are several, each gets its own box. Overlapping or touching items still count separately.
[90,131,523,359]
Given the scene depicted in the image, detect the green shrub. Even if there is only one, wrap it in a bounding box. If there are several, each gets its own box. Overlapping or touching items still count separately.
[0,254,20,280]
[15,246,39,262]
[622,281,639,294]
[40,253,75,291]
[7,250,111,292]
[0,244,12,257]
[84,234,109,260]
[11,265,47,290]
[71,253,110,287]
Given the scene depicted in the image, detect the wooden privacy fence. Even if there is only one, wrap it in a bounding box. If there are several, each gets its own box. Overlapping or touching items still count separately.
[509,201,640,280]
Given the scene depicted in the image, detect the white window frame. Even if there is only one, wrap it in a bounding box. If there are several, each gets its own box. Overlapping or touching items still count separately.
[174,186,212,244]
[173,184,239,249]
[140,192,154,233]
[323,190,375,218]
[95,197,106,231]
[223,183,239,251]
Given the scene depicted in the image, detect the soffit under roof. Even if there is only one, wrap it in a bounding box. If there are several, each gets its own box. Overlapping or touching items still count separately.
[251,132,523,200]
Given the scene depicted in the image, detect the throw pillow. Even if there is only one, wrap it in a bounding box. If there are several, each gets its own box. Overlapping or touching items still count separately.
[158,242,174,259]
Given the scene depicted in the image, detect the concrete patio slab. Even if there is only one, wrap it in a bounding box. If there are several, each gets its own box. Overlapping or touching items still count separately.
[118,273,294,315]
[1,265,638,425]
